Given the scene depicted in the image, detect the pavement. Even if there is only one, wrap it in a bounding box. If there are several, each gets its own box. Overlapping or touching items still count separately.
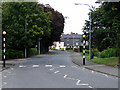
[71,51,120,78]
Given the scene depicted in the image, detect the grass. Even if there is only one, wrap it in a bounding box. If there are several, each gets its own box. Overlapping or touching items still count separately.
[80,52,119,66]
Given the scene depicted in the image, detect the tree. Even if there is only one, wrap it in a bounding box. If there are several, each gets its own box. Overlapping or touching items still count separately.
[83,2,120,51]
[38,4,65,46]
[2,2,51,52]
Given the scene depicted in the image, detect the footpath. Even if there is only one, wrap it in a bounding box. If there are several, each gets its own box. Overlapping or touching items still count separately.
[71,51,120,78]
[0,58,29,72]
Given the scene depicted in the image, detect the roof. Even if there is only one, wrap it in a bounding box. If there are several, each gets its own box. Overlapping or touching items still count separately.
[61,34,82,39]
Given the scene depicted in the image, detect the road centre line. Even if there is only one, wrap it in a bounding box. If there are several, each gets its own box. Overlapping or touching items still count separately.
[63,75,67,78]
[54,71,60,74]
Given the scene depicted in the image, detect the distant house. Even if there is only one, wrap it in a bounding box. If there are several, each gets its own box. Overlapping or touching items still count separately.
[51,32,88,50]
[51,42,65,50]
[60,32,83,48]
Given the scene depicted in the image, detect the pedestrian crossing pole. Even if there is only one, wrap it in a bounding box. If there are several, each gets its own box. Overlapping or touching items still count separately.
[83,34,86,65]
[2,31,6,67]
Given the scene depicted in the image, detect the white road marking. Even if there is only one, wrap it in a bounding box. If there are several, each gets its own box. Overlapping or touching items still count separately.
[63,75,67,78]
[54,71,59,74]
[19,65,24,68]
[59,65,66,68]
[3,76,7,78]
[88,86,94,88]
[76,80,89,86]
[67,77,76,80]
[33,65,39,68]
[79,84,89,85]
[105,75,108,77]
[92,71,94,73]
[50,68,54,70]
[76,80,81,85]
[45,65,52,67]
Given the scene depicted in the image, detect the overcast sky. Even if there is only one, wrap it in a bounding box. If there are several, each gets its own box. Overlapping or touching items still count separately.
[38,0,99,34]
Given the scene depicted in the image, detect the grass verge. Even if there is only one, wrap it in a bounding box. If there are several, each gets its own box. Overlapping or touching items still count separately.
[80,52,119,66]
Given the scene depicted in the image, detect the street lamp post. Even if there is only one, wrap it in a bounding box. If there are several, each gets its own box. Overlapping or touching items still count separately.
[75,3,92,61]
[25,14,38,58]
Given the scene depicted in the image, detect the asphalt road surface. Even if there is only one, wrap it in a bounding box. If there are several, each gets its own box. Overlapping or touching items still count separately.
[1,50,119,89]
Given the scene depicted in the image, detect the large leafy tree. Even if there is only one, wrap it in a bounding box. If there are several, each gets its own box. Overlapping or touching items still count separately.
[83,2,120,51]
[2,2,51,51]
[38,4,65,46]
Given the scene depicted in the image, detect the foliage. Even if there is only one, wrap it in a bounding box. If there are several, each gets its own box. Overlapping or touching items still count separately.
[92,48,101,57]
[2,2,51,51]
[83,2,120,51]
[101,48,120,58]
[5,49,24,59]
[27,48,37,57]
[2,2,64,58]
[38,4,65,46]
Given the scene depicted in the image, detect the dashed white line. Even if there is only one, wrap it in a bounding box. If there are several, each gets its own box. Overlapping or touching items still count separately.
[67,77,76,80]
[45,65,52,67]
[50,68,54,70]
[59,65,66,68]
[19,65,24,68]
[54,71,59,73]
[63,75,67,78]
[32,65,39,68]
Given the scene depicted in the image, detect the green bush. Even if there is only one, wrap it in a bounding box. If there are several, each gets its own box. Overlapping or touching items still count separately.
[101,48,120,58]
[93,48,101,57]
[85,50,89,54]
[28,48,37,57]
[5,49,24,60]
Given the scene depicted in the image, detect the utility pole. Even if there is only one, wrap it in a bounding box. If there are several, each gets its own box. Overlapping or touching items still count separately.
[24,14,38,58]
[74,3,92,61]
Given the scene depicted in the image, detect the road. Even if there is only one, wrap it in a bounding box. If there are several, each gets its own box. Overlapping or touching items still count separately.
[1,50,119,89]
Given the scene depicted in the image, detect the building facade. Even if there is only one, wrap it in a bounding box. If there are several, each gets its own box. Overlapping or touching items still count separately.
[60,32,83,48]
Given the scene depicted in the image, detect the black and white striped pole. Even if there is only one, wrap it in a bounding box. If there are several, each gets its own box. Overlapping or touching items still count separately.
[2,31,6,67]
[83,34,86,65]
